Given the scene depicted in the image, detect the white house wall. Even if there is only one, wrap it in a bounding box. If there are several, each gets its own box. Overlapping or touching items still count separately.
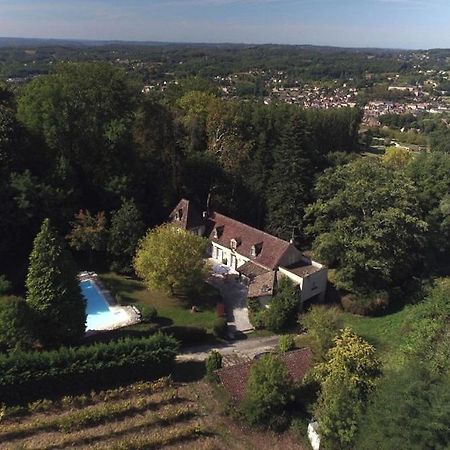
[278,265,328,303]
[209,242,250,271]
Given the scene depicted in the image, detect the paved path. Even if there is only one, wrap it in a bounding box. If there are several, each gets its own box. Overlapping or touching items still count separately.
[208,271,253,334]
[177,335,279,363]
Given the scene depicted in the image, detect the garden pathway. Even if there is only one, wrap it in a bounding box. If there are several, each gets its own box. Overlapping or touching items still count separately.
[207,265,254,335]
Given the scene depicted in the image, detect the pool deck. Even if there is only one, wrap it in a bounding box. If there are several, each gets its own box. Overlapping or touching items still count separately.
[79,272,141,334]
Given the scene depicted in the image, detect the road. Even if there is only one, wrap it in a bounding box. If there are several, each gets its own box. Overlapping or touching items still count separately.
[177,335,279,365]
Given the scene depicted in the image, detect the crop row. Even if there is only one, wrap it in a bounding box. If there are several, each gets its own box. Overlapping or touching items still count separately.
[0,388,181,442]
[40,404,198,450]
[1,377,172,421]
[101,422,206,450]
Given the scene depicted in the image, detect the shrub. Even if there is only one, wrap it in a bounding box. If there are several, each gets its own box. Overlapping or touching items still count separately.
[213,317,228,339]
[241,354,294,430]
[299,305,342,361]
[250,309,267,329]
[160,325,207,345]
[0,333,178,405]
[0,275,11,296]
[138,304,158,322]
[278,335,296,353]
[248,298,267,329]
[265,278,299,333]
[205,350,222,382]
[0,296,34,352]
[247,297,261,314]
[341,291,389,316]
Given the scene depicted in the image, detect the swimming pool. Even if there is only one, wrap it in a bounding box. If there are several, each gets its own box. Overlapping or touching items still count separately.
[81,279,131,331]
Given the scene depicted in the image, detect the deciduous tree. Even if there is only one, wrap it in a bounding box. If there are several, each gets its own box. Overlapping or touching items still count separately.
[134,224,208,295]
[306,158,427,294]
[313,328,380,449]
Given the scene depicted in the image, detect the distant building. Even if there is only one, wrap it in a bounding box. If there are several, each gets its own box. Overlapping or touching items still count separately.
[169,199,328,306]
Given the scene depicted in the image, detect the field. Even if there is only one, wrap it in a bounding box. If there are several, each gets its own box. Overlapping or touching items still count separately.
[99,273,218,331]
[0,377,307,450]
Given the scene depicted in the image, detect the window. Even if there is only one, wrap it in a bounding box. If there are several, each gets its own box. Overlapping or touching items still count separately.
[213,228,218,239]
[230,239,237,250]
[251,242,262,257]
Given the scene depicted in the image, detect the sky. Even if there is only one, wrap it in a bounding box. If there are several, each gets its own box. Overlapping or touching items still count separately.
[0,0,449,49]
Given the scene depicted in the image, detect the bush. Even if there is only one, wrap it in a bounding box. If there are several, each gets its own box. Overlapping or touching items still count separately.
[213,317,228,339]
[241,354,294,430]
[138,304,158,322]
[299,305,342,361]
[250,309,267,329]
[265,278,299,333]
[160,325,207,345]
[341,291,389,316]
[205,350,222,382]
[278,335,296,353]
[0,333,178,405]
[0,275,11,296]
[0,296,34,353]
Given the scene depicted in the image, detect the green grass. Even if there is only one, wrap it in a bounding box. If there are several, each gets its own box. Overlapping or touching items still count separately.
[99,273,217,331]
[341,306,411,370]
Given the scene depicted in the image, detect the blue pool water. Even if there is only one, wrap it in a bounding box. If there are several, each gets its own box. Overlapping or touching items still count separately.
[81,279,125,331]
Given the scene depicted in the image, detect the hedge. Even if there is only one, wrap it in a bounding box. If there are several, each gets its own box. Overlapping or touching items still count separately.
[0,333,178,405]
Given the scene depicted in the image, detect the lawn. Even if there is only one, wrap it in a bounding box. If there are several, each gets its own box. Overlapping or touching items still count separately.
[99,272,218,331]
[341,306,411,370]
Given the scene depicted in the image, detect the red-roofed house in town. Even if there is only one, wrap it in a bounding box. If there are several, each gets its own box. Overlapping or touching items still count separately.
[169,199,328,307]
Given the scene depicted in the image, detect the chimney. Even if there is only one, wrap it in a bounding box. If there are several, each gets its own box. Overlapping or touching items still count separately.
[203,192,212,219]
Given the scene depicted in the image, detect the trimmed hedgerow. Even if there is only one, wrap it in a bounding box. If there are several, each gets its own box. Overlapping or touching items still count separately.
[0,333,178,405]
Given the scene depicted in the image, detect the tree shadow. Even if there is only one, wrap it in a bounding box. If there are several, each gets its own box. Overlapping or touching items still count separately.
[154,316,174,327]
[172,361,206,382]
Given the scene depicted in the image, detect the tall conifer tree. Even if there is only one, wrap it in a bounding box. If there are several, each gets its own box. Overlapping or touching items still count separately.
[266,112,315,241]
[26,218,85,345]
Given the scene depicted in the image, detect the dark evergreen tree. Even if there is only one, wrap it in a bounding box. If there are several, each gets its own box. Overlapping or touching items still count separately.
[266,112,315,241]
[108,199,146,273]
[26,218,86,346]
[0,296,33,352]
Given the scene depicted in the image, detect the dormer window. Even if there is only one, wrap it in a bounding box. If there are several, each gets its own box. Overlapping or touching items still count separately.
[175,209,183,221]
[230,237,241,250]
[213,226,223,239]
[251,242,263,257]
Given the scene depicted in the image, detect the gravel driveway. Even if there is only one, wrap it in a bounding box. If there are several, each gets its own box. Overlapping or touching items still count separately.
[208,267,254,335]
[177,335,280,363]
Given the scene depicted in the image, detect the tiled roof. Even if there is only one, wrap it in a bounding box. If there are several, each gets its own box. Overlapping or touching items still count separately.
[248,271,276,299]
[206,212,299,270]
[285,264,322,278]
[217,348,313,401]
[168,199,205,230]
[237,260,269,279]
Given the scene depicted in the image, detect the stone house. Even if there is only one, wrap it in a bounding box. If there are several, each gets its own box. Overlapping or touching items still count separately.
[169,199,328,307]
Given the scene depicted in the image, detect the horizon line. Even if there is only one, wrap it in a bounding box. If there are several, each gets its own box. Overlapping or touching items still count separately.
[0,35,435,52]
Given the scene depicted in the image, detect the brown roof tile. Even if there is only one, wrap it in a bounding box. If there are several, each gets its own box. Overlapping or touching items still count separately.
[248,271,276,298]
[285,264,322,278]
[217,348,313,401]
[206,212,299,270]
[237,260,269,279]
